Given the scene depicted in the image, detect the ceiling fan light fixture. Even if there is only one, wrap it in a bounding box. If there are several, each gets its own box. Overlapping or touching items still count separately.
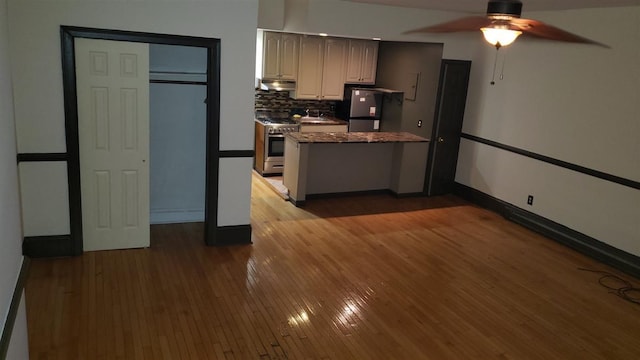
[481,27,522,47]
[403,0,608,49]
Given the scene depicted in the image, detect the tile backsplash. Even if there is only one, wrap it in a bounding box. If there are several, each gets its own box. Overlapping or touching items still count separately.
[254,89,336,117]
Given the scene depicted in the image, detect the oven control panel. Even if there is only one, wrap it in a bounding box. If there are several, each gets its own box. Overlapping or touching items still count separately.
[268,126,299,134]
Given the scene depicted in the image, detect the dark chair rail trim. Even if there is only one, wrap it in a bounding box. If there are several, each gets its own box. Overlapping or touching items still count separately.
[16,149,245,164]
[460,133,639,190]
[17,153,68,162]
[149,79,207,86]
[219,150,255,158]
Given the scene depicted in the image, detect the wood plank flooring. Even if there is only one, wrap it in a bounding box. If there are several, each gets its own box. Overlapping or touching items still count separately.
[25,173,640,359]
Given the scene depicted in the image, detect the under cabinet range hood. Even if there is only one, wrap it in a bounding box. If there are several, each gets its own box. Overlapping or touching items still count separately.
[259,79,296,91]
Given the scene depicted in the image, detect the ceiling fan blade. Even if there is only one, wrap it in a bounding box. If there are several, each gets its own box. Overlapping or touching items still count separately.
[511,18,610,48]
[403,16,491,34]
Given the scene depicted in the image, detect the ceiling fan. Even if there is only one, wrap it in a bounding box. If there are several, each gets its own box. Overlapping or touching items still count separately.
[405,0,609,49]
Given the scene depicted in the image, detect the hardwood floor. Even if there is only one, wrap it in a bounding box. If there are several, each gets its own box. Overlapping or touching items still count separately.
[26,173,640,359]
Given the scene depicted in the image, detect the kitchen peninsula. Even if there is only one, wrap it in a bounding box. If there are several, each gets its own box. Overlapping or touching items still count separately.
[283,132,429,205]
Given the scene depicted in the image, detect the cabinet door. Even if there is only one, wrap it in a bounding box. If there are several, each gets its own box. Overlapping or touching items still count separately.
[359,41,378,84]
[345,40,364,83]
[279,33,300,80]
[262,32,281,79]
[345,40,378,84]
[321,38,347,100]
[296,36,324,99]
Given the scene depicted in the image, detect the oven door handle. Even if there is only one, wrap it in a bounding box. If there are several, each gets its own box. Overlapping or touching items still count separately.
[268,134,285,138]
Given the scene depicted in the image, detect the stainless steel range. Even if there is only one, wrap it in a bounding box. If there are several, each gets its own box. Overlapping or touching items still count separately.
[254,116,299,175]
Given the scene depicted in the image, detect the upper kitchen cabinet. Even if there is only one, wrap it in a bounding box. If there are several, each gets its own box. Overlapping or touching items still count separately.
[321,38,349,99]
[295,36,347,100]
[296,35,324,99]
[345,40,379,84]
[262,32,300,80]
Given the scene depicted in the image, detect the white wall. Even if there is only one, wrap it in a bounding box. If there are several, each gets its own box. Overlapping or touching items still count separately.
[258,0,285,29]
[0,0,29,356]
[455,6,640,256]
[8,0,259,236]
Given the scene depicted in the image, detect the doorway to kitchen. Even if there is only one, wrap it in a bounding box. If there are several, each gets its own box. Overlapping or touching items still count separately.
[61,26,221,254]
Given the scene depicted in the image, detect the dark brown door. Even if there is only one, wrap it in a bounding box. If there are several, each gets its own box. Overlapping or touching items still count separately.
[425,60,471,196]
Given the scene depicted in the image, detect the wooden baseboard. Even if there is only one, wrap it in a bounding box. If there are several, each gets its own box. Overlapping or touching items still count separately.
[23,235,73,258]
[391,191,426,198]
[0,257,30,359]
[453,182,640,279]
[288,198,306,207]
[292,189,426,206]
[24,224,253,254]
[306,189,389,200]
[210,225,252,246]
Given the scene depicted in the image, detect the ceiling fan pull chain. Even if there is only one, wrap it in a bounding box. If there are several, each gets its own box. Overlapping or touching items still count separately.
[490,48,499,85]
[500,51,506,80]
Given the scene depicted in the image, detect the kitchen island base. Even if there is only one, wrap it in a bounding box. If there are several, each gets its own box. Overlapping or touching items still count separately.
[283,132,429,205]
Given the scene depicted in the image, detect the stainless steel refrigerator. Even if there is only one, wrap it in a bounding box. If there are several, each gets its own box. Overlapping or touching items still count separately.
[337,88,384,132]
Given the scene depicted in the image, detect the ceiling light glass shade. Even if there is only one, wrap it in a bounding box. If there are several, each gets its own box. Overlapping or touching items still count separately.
[480,27,522,47]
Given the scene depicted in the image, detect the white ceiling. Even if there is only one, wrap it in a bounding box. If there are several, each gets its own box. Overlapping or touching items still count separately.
[345,0,640,13]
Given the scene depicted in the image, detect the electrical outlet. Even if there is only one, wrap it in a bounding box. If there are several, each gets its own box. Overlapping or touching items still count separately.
[527,195,534,206]
[417,120,422,128]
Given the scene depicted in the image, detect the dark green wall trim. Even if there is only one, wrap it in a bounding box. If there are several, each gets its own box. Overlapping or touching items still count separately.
[306,189,389,200]
[23,235,73,258]
[212,225,252,246]
[17,153,68,162]
[305,189,426,201]
[452,182,510,217]
[288,198,306,207]
[149,79,207,86]
[460,133,640,190]
[204,42,222,246]
[453,182,640,279]
[61,26,219,46]
[0,257,30,359]
[219,150,255,158]
[391,191,427,199]
[61,26,84,256]
[294,189,421,207]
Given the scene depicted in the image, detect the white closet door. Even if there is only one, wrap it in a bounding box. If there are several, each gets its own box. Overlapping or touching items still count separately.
[75,38,150,251]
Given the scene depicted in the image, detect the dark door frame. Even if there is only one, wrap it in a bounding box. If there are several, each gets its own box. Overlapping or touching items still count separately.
[61,26,222,254]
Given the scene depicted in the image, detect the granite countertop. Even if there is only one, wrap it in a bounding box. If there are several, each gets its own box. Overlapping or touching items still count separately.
[295,116,348,126]
[286,131,429,144]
